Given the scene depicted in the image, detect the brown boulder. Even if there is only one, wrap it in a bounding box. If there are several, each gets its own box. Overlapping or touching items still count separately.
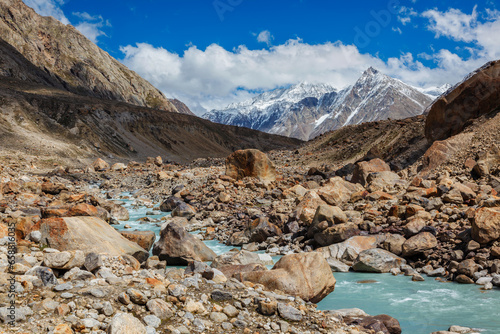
[314,223,361,247]
[425,59,500,142]
[352,158,391,186]
[293,190,327,225]
[31,217,148,261]
[41,182,68,195]
[68,203,99,217]
[225,149,276,183]
[420,133,473,174]
[248,217,282,243]
[120,230,156,251]
[237,252,336,303]
[92,158,109,172]
[474,145,500,177]
[217,263,267,279]
[317,177,364,206]
[152,222,216,265]
[471,207,500,244]
[402,232,438,256]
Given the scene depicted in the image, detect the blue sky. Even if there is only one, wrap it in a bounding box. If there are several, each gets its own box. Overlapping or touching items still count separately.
[23,0,500,114]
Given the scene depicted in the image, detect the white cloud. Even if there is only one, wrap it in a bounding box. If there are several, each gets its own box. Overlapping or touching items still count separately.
[392,27,403,34]
[422,6,500,59]
[398,6,417,26]
[72,12,110,43]
[256,30,274,46]
[23,0,70,24]
[120,37,489,115]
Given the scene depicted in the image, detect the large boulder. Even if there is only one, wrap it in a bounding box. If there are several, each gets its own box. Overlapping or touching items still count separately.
[293,191,327,225]
[318,235,383,265]
[32,217,148,262]
[425,60,500,142]
[236,252,336,303]
[92,158,109,172]
[248,217,282,243]
[402,232,438,257]
[317,177,364,206]
[352,249,406,273]
[352,159,391,186]
[471,207,500,244]
[225,149,276,183]
[152,222,216,265]
[314,223,361,247]
[366,171,406,192]
[307,204,348,238]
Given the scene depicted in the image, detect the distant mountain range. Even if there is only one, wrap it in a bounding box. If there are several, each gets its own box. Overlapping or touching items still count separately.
[204,68,450,140]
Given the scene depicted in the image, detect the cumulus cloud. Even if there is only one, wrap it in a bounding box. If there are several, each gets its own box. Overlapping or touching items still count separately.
[256,30,274,46]
[422,6,500,59]
[72,12,110,43]
[23,0,70,24]
[120,37,487,114]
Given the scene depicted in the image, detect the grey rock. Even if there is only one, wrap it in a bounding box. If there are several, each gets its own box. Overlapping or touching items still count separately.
[277,303,302,321]
[146,299,173,319]
[143,315,161,328]
[210,311,228,322]
[211,289,232,301]
[107,313,147,334]
[84,252,103,272]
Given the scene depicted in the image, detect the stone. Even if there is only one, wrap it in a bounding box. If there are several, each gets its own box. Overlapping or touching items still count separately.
[210,312,228,322]
[237,252,336,303]
[425,59,500,142]
[307,204,348,238]
[249,217,282,243]
[457,259,478,278]
[317,177,364,206]
[257,299,277,316]
[382,234,406,256]
[159,196,183,212]
[366,171,405,192]
[403,219,426,237]
[171,201,196,219]
[68,203,99,217]
[29,230,42,242]
[211,290,233,302]
[225,149,276,183]
[41,182,67,195]
[143,315,161,328]
[153,222,216,265]
[456,274,474,284]
[313,222,361,246]
[127,288,148,305]
[223,305,239,318]
[53,324,73,334]
[92,158,109,172]
[147,299,173,319]
[402,232,438,257]
[32,217,148,262]
[84,253,103,272]
[25,266,58,286]
[107,313,146,334]
[110,205,129,221]
[471,207,500,244]
[474,145,500,177]
[352,249,406,273]
[111,163,127,171]
[293,191,327,225]
[43,250,85,270]
[211,249,264,268]
[318,235,383,265]
[277,303,302,322]
[352,158,391,186]
[120,230,156,251]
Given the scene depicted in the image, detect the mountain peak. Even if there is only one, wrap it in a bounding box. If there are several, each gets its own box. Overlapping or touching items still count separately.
[364,66,380,76]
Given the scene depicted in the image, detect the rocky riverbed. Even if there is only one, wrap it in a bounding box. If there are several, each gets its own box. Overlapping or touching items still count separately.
[1,146,498,334]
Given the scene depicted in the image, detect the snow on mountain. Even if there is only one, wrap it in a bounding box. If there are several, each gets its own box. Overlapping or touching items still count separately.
[204,68,436,141]
[416,84,453,98]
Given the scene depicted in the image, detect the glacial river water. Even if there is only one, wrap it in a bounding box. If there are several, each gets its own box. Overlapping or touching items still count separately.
[114,194,500,334]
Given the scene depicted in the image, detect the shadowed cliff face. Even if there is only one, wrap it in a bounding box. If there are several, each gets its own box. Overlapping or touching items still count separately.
[0,0,193,115]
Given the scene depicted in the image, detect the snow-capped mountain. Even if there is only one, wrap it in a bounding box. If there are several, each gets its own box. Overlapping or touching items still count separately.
[416,84,453,98]
[204,68,437,141]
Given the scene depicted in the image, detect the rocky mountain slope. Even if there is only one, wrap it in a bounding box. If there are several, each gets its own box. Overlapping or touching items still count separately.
[0,0,192,114]
[205,68,435,141]
[0,76,301,164]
